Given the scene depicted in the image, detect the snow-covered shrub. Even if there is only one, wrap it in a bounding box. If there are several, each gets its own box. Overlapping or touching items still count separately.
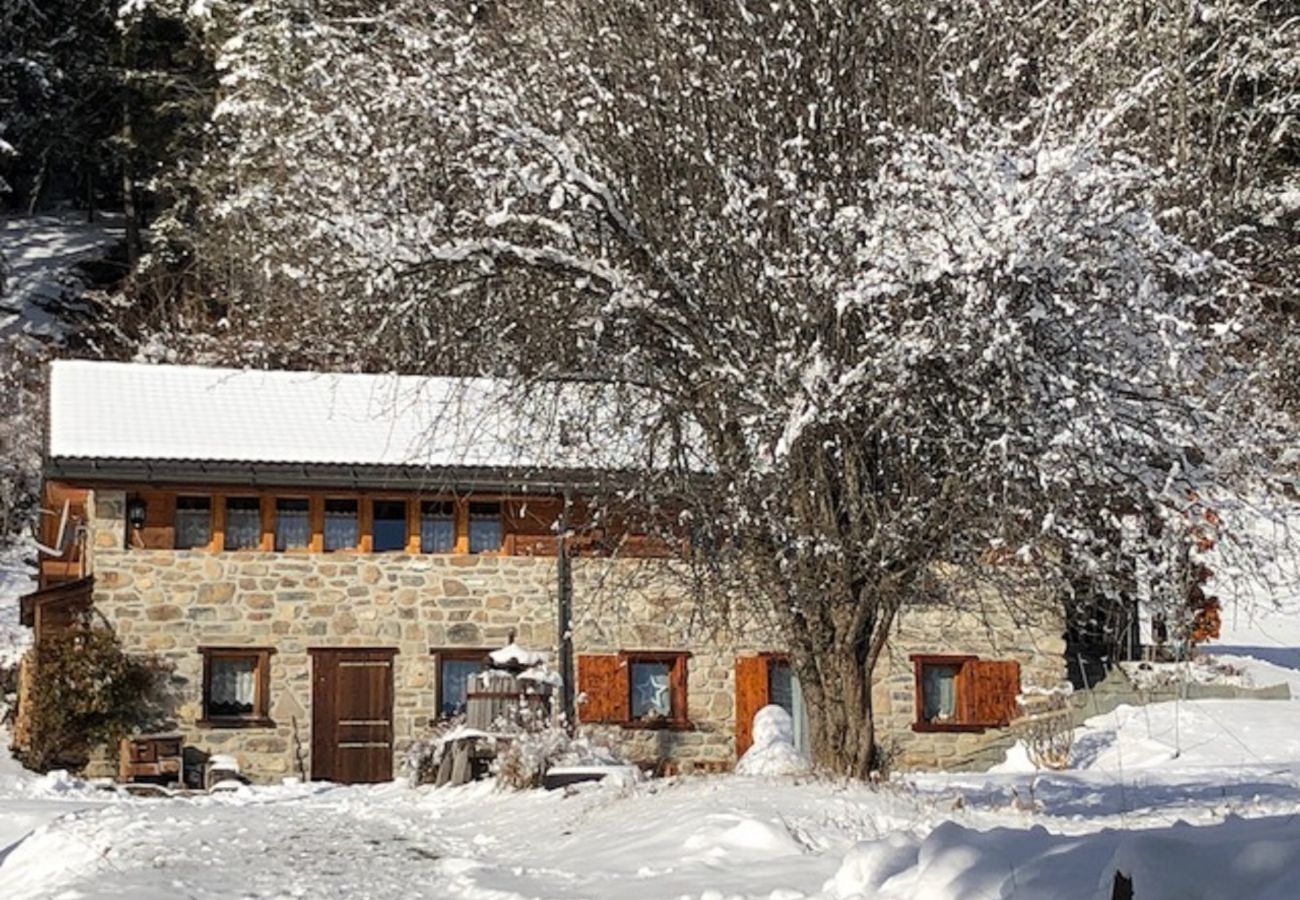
[736,705,812,777]
[493,726,625,790]
[21,624,169,772]
[401,717,465,785]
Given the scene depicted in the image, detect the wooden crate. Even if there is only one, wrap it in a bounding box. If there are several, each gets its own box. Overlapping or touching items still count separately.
[119,735,183,784]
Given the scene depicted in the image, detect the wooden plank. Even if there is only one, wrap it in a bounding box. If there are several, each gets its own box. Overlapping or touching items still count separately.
[576,654,628,724]
[210,492,225,552]
[358,495,373,553]
[734,655,769,757]
[453,498,469,554]
[965,659,1021,727]
[405,497,421,553]
[308,494,324,553]
[260,494,275,551]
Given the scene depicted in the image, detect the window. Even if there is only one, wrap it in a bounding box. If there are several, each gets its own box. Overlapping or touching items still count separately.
[576,652,690,728]
[174,496,211,549]
[911,655,1021,732]
[433,650,487,719]
[200,647,273,726]
[224,497,262,550]
[324,498,358,551]
[420,501,455,553]
[275,498,311,551]
[371,499,408,552]
[630,659,673,721]
[468,501,502,553]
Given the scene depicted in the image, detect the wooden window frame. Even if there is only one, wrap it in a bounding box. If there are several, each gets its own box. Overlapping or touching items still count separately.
[429,647,491,722]
[368,496,410,554]
[273,495,313,553]
[418,499,457,555]
[198,646,275,728]
[221,495,263,552]
[910,653,985,733]
[173,494,213,551]
[467,500,504,555]
[322,496,361,553]
[622,650,691,731]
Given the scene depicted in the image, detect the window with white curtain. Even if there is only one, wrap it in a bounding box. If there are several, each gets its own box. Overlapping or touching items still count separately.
[224,497,261,550]
[468,501,502,553]
[324,498,358,551]
[421,501,455,553]
[174,496,211,549]
[275,498,311,550]
[202,649,271,723]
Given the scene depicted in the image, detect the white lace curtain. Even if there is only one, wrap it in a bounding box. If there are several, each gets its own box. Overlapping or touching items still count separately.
[209,657,255,715]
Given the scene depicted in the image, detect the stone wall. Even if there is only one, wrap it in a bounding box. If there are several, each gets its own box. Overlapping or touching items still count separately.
[83,489,1066,779]
[85,490,773,780]
[871,579,1068,771]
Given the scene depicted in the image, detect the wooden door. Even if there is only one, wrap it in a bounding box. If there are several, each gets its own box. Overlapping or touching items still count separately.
[310,648,396,783]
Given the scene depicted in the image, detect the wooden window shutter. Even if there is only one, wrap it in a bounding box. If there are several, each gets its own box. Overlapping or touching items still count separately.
[734,656,770,757]
[964,660,1021,727]
[576,654,628,724]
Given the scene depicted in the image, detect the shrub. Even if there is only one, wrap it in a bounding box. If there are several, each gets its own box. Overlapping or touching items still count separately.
[493,726,625,790]
[21,625,168,772]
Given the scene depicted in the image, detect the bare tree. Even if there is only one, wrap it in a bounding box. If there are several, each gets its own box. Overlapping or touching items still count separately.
[189,0,1292,774]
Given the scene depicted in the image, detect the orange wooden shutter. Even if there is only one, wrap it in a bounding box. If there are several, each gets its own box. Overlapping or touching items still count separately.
[734,656,770,757]
[965,660,1021,727]
[576,654,628,724]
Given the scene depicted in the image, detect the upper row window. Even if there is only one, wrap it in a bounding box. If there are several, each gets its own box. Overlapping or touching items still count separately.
[166,495,502,554]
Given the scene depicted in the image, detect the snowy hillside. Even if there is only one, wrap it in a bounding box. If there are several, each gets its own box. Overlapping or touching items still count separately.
[0,212,123,344]
[0,538,35,671]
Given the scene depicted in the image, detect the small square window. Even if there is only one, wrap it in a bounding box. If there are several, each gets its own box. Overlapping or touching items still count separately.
[921,663,961,723]
[372,499,408,552]
[911,655,1019,731]
[201,648,272,726]
[224,497,261,550]
[624,652,688,726]
[469,502,501,553]
[174,496,211,550]
[275,498,310,551]
[324,499,358,551]
[435,652,487,719]
[421,501,455,553]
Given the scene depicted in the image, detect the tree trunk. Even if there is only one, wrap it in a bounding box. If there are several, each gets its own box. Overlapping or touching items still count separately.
[800,645,878,777]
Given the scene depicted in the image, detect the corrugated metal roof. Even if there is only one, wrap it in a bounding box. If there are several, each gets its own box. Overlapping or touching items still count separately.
[46,361,656,474]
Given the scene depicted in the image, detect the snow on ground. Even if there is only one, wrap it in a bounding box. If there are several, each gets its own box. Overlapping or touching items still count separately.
[8,686,1300,900]
[0,211,123,343]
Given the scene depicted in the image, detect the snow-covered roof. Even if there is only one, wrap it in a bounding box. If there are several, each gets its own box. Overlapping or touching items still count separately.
[46,360,666,477]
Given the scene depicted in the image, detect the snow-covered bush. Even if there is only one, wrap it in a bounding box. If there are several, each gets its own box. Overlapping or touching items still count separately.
[493,726,626,791]
[736,706,812,777]
[21,624,168,772]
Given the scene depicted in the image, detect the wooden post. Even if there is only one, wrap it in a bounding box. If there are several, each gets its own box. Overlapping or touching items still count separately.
[558,487,575,732]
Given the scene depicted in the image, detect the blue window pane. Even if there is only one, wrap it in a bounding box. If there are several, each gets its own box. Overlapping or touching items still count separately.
[630,661,672,720]
[372,500,407,552]
[439,658,482,718]
[769,660,794,717]
[469,502,501,553]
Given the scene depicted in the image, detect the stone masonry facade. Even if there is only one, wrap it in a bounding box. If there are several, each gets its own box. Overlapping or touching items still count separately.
[84,490,1065,780]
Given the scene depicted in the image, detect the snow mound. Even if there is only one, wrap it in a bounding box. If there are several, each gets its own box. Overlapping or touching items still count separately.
[681,813,804,860]
[825,833,921,898]
[735,705,812,776]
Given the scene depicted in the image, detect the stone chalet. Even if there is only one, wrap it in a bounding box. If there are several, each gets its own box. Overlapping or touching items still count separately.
[17,360,1066,783]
